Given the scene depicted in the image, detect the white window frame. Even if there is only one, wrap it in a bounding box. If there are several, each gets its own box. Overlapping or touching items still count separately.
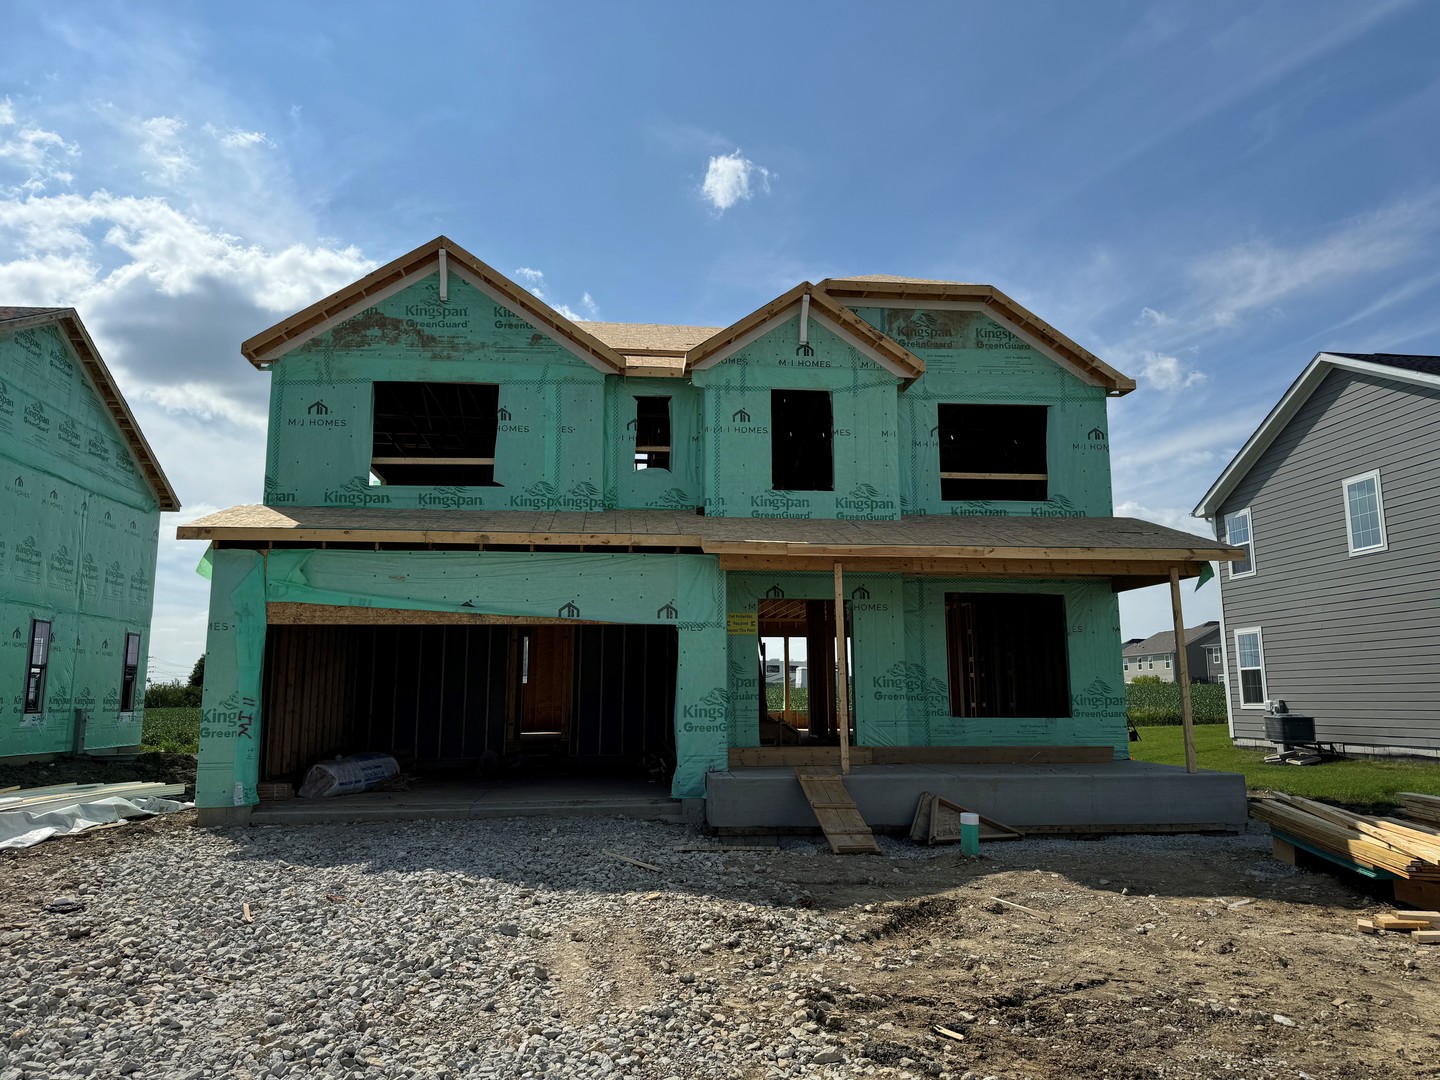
[1224,507,1255,578]
[1341,469,1388,556]
[1233,627,1268,710]
[1163,656,1171,669]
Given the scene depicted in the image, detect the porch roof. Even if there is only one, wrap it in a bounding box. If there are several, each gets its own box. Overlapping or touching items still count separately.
[179,505,1238,591]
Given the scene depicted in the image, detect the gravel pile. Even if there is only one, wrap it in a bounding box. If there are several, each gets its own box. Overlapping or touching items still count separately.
[0,817,942,1080]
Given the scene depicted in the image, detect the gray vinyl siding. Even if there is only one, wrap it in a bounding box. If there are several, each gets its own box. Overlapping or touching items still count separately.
[1215,369,1440,750]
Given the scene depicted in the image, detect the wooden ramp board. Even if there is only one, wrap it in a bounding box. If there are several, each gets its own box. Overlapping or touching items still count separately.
[909,791,1023,845]
[795,767,879,854]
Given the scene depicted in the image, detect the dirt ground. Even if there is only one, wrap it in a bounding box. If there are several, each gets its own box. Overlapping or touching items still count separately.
[3,815,1437,1079]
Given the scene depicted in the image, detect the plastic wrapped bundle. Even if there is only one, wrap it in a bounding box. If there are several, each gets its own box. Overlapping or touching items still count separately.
[297,753,400,799]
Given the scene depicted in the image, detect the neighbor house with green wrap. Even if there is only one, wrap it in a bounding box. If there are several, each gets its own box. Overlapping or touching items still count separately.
[1,307,179,760]
[180,237,1244,832]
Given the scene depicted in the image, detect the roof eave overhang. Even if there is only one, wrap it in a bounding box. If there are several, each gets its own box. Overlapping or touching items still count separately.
[818,277,1135,396]
[685,283,925,381]
[1192,352,1440,519]
[241,236,627,375]
[6,308,181,511]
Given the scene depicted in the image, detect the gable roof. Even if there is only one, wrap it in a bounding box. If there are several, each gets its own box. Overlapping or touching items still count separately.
[1123,621,1220,657]
[817,276,1134,395]
[1193,352,1440,518]
[686,282,927,380]
[0,307,180,511]
[581,321,720,378]
[240,236,628,375]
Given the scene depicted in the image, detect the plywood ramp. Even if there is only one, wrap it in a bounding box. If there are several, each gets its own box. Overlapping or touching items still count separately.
[794,767,879,854]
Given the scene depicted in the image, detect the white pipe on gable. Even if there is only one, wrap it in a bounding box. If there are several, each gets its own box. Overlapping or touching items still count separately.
[438,248,449,301]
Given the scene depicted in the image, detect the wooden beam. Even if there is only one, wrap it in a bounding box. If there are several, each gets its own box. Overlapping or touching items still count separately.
[938,472,1048,481]
[1169,568,1198,774]
[727,745,1114,768]
[834,562,851,776]
[266,602,609,626]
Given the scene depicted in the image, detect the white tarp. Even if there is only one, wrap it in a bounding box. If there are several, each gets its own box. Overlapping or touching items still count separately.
[0,795,191,849]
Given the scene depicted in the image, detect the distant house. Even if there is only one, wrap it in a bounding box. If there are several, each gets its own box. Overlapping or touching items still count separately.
[1195,352,1440,757]
[1122,622,1222,684]
[0,307,179,759]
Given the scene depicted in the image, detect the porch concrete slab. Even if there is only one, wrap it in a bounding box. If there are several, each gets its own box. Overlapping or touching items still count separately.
[250,777,684,825]
[705,761,1247,833]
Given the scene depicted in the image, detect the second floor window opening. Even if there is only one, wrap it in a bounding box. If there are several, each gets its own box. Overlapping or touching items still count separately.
[371,381,501,487]
[120,632,141,712]
[1224,508,1254,576]
[771,389,833,492]
[25,619,51,714]
[937,404,1048,501]
[634,396,672,471]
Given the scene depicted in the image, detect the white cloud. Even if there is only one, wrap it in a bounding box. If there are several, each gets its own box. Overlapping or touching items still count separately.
[701,149,772,213]
[0,114,80,196]
[139,116,193,184]
[0,98,15,126]
[512,265,599,322]
[1139,351,1205,391]
[1136,306,1172,327]
[217,128,272,150]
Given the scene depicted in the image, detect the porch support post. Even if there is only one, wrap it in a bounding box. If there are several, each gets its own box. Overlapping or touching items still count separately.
[1169,567,1198,774]
[833,561,851,775]
[782,635,791,720]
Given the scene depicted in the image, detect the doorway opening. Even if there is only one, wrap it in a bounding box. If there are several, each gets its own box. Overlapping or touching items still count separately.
[756,598,852,745]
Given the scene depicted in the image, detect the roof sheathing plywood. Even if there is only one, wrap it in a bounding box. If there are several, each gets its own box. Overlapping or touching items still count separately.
[1,307,180,511]
[819,277,1135,395]
[241,236,627,374]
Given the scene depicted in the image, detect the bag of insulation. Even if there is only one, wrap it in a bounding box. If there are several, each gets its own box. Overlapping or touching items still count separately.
[297,753,400,799]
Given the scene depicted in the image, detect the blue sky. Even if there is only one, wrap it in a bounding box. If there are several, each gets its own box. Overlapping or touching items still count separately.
[2,1,1439,678]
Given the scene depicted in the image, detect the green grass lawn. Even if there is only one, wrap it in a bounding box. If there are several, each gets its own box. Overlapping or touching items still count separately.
[141,707,201,754]
[1130,722,1440,809]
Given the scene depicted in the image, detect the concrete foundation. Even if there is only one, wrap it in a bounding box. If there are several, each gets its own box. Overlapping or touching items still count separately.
[705,761,1248,834]
[249,776,684,825]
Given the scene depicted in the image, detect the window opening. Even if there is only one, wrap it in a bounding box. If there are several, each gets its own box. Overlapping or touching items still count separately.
[120,632,141,712]
[1225,509,1254,576]
[24,619,51,714]
[937,404,1048,501]
[1342,471,1387,554]
[371,381,500,486]
[1235,629,1267,707]
[945,594,1069,718]
[771,389,833,491]
[634,396,672,471]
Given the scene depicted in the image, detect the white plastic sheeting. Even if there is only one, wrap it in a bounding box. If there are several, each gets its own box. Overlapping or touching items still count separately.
[0,795,191,849]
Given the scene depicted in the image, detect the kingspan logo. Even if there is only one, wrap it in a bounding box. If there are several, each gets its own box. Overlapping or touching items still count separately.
[419,485,486,509]
[22,400,49,432]
[656,487,693,509]
[509,480,602,510]
[0,379,12,415]
[104,560,126,596]
[74,686,95,709]
[13,536,41,575]
[682,686,730,723]
[404,280,469,325]
[49,346,73,381]
[1031,493,1083,518]
[58,416,81,449]
[86,435,110,463]
[1073,675,1124,716]
[47,545,75,583]
[950,499,1011,518]
[324,476,391,506]
[870,661,949,705]
[750,493,810,512]
[836,483,896,519]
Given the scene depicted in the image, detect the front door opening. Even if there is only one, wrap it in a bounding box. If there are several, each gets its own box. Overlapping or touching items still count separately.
[757,598,852,745]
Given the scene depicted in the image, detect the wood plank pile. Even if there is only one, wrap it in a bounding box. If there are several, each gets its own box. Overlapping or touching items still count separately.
[1357,910,1440,943]
[0,781,187,814]
[1250,792,1440,882]
[1397,792,1440,829]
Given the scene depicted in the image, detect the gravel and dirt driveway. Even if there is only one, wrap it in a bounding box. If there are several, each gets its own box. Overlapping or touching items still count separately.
[2,815,1436,1079]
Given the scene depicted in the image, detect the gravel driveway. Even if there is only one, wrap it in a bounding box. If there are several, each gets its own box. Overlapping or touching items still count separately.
[2,815,1435,1080]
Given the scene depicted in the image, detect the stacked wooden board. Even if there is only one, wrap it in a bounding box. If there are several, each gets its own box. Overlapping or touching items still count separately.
[1357,909,1440,944]
[909,792,1023,845]
[0,781,187,813]
[794,767,879,854]
[1398,792,1440,829]
[1251,793,1440,883]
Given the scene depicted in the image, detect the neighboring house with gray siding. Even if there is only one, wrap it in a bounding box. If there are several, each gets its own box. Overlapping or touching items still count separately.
[1194,352,1440,757]
[1121,622,1221,684]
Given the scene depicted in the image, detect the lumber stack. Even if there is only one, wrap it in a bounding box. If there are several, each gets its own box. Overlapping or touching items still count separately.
[0,781,187,814]
[1250,793,1440,881]
[1397,792,1440,829]
[1357,910,1440,943]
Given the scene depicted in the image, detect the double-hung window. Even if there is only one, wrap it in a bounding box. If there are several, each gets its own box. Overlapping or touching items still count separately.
[1224,508,1254,577]
[24,619,51,714]
[1342,470,1387,555]
[1234,628,1267,708]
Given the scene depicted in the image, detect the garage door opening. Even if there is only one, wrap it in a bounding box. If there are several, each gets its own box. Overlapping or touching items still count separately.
[259,622,678,795]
